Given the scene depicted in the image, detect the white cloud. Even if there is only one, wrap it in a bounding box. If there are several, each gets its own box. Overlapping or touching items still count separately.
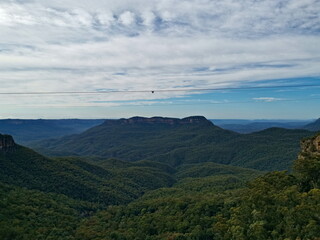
[95,11,114,27]
[0,0,319,109]
[118,11,135,26]
[141,11,156,27]
[253,97,285,102]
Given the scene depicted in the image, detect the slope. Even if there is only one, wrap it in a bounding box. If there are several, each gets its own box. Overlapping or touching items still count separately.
[0,134,174,205]
[303,118,320,131]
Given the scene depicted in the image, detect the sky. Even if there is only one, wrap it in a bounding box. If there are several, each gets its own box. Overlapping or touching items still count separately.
[0,0,320,119]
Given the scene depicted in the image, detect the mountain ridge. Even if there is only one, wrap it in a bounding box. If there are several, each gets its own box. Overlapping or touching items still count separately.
[0,119,105,144]
[31,116,313,171]
[103,116,213,126]
[303,118,320,132]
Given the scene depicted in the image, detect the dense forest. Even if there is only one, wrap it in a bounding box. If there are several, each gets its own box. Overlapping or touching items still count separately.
[75,134,320,239]
[0,119,320,239]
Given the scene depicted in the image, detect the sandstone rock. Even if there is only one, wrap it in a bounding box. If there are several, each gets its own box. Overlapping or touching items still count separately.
[0,134,16,152]
[299,134,320,158]
[103,116,213,126]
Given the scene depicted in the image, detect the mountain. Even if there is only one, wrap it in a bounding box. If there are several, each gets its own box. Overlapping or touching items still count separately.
[0,134,174,205]
[215,120,310,133]
[32,116,313,171]
[303,118,320,132]
[0,119,105,144]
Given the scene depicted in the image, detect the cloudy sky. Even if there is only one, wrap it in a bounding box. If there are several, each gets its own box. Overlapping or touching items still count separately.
[0,0,319,119]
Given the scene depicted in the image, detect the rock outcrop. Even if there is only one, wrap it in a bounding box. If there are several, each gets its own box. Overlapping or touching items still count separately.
[300,134,320,157]
[0,134,16,152]
[295,133,320,189]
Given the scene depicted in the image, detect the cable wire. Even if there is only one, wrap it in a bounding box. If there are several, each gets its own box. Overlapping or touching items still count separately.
[0,83,320,95]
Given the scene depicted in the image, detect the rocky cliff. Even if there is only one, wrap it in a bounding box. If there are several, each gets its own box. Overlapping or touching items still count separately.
[0,134,16,152]
[103,116,213,126]
[300,134,320,157]
[295,133,320,189]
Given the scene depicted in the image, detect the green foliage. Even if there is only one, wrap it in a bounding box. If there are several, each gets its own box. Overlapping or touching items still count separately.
[75,194,224,240]
[0,182,98,240]
[75,168,320,240]
[214,172,320,240]
[294,154,320,190]
[1,130,320,240]
[74,134,320,240]
[73,163,261,240]
[175,162,261,179]
[0,146,174,205]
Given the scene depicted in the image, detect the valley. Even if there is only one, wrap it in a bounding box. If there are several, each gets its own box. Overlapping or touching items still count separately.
[0,116,319,239]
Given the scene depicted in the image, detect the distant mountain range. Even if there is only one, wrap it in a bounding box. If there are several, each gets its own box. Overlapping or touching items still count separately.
[0,118,318,145]
[303,118,320,132]
[0,119,105,144]
[212,119,317,133]
[31,116,314,171]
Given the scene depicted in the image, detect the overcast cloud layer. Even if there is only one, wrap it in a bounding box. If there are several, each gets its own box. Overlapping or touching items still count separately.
[0,0,320,109]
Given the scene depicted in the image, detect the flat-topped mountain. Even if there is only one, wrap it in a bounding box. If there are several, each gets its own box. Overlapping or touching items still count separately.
[104,116,213,126]
[0,134,16,152]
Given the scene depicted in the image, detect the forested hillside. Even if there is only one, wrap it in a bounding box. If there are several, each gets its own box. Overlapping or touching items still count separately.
[32,116,312,171]
[1,131,319,239]
[0,134,174,205]
[0,182,98,240]
[75,133,320,240]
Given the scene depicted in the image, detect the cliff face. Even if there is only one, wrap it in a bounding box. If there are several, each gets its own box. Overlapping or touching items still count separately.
[0,134,16,152]
[103,116,213,126]
[300,134,320,156]
[295,133,320,189]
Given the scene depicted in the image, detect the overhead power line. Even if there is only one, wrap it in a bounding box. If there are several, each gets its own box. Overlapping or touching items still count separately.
[0,83,319,95]
[1,96,320,108]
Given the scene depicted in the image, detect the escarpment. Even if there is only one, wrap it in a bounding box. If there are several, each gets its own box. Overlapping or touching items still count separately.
[0,134,16,152]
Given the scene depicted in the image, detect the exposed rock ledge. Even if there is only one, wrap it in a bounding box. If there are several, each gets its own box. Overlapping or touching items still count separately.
[103,116,213,126]
[300,134,320,157]
[0,134,16,152]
